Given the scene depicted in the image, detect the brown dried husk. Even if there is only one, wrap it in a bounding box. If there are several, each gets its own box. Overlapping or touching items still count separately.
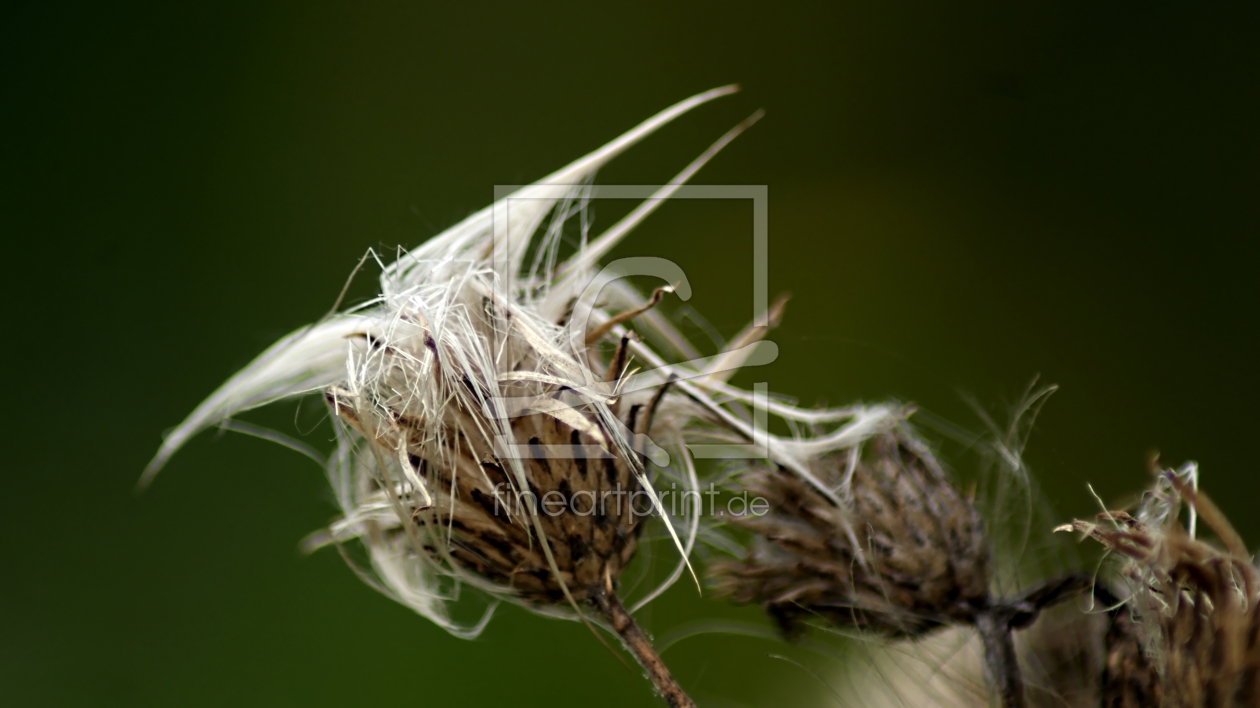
[1065,485,1260,707]
[326,344,662,606]
[1101,591,1163,707]
[712,425,990,638]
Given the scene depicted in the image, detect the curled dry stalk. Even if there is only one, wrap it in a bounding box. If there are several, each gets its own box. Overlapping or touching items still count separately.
[711,424,1092,708]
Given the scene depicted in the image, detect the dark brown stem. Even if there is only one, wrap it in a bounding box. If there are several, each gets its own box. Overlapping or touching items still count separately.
[592,587,695,708]
[1008,572,1092,629]
[972,573,1091,706]
[976,610,1027,708]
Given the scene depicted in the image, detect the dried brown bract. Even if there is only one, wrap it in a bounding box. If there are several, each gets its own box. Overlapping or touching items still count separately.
[1061,466,1260,707]
[326,378,652,606]
[1101,589,1163,707]
[712,425,990,638]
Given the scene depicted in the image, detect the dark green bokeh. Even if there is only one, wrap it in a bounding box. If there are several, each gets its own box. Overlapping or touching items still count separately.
[4,3,1257,706]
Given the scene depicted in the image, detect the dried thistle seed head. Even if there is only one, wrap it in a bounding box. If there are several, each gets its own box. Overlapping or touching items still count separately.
[711,424,990,638]
[324,324,656,606]
[142,87,759,636]
[1061,464,1260,707]
[145,85,906,647]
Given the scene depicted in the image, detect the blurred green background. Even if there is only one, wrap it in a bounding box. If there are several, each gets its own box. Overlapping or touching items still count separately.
[4,2,1258,706]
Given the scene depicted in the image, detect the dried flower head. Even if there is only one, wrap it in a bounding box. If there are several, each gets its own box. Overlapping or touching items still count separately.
[1060,463,1260,707]
[144,86,905,706]
[711,423,989,637]
[714,409,1097,708]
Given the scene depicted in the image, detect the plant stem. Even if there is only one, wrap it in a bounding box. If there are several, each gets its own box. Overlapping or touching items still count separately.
[976,610,1027,708]
[972,573,1090,707]
[592,587,695,708]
